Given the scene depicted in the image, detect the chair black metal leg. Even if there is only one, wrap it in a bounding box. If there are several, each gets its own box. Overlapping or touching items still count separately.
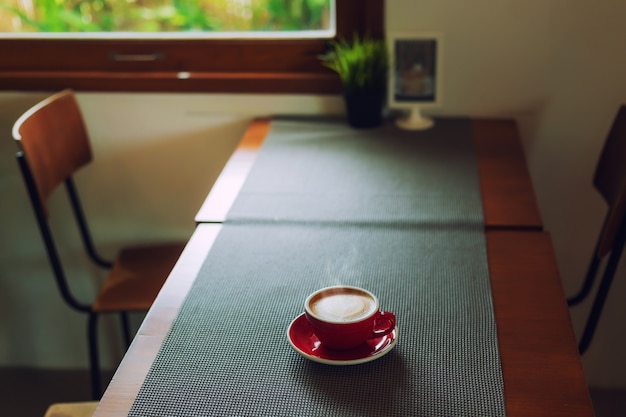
[88,312,102,400]
[120,312,132,349]
[568,255,601,306]
[578,233,626,355]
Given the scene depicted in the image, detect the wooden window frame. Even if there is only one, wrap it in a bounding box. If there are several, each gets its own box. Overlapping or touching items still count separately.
[0,0,383,93]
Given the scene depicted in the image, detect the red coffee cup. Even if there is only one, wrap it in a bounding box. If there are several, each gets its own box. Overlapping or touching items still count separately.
[304,286,396,350]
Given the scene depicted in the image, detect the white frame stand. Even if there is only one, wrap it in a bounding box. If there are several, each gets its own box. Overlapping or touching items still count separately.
[395,107,434,130]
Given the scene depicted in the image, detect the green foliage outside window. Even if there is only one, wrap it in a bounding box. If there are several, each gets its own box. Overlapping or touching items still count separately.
[0,0,331,33]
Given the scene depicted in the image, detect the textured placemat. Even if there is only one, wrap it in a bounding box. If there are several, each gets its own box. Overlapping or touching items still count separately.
[226,117,484,225]
[128,222,505,417]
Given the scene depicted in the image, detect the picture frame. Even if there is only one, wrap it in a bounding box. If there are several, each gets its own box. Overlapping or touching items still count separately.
[388,32,443,130]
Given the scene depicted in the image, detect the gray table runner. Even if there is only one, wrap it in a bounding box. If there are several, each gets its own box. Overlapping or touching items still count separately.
[226,117,484,225]
[128,117,506,416]
[129,222,505,417]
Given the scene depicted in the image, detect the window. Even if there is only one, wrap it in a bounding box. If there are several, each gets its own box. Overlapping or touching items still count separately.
[1,0,333,36]
[0,0,383,93]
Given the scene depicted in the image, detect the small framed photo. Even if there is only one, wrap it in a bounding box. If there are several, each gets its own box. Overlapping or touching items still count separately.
[388,32,442,130]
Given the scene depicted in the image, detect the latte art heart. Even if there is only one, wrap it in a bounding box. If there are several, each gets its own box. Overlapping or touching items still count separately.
[310,293,377,322]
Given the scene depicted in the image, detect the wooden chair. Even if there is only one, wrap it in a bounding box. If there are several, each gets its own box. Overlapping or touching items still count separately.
[568,104,626,354]
[12,89,186,399]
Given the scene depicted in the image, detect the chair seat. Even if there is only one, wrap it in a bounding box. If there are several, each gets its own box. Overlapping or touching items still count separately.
[93,242,186,312]
[44,401,99,417]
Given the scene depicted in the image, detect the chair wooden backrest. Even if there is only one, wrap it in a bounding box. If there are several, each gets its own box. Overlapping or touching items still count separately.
[593,105,626,258]
[12,89,104,312]
[13,89,93,216]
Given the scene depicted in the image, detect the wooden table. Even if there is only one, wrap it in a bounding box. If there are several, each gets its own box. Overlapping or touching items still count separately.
[94,118,593,417]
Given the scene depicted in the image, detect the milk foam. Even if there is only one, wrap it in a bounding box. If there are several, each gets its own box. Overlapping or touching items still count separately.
[311,293,376,322]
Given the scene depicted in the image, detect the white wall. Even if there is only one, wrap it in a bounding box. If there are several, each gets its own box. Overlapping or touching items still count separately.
[1,0,625,390]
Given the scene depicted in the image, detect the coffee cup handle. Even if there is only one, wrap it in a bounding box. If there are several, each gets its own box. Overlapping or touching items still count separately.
[369,311,396,339]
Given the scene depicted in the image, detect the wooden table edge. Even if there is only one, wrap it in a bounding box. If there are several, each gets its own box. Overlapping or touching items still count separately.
[472,118,544,230]
[194,117,271,223]
[487,230,594,417]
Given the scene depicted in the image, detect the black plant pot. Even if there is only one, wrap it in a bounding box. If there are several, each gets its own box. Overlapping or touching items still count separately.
[343,92,384,129]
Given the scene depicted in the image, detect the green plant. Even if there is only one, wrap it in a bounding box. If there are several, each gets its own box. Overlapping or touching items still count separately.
[319,34,388,95]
